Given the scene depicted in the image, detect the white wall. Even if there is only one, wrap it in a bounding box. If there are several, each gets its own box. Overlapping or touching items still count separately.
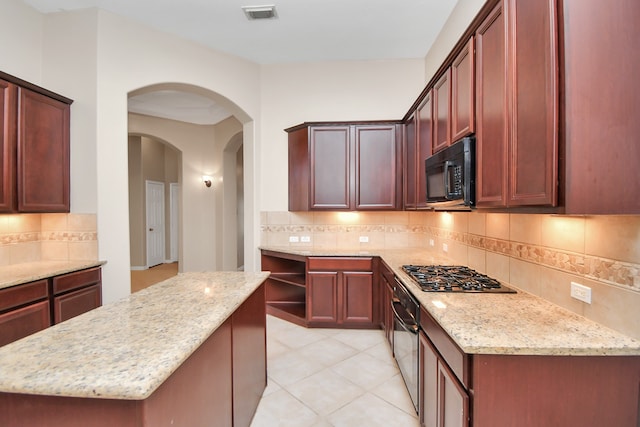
[259,59,426,211]
[0,0,43,82]
[423,0,487,82]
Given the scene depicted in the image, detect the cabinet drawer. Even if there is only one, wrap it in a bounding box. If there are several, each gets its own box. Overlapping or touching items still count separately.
[307,257,373,271]
[0,279,49,313]
[0,300,51,346]
[53,283,102,324]
[420,307,470,388]
[52,267,101,295]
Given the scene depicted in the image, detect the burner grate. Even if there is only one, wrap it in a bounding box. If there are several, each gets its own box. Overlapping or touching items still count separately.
[401,265,516,293]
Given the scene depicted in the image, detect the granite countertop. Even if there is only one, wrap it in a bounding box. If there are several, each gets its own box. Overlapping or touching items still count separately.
[261,246,640,356]
[0,271,270,399]
[0,260,107,291]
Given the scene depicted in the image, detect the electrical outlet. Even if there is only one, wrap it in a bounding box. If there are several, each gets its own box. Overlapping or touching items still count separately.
[300,236,311,242]
[429,239,435,247]
[570,282,592,304]
[289,236,299,243]
[359,236,369,243]
[442,243,448,253]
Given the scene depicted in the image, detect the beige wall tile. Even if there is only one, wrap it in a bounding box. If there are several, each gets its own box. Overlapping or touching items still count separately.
[41,213,68,231]
[447,241,468,266]
[486,213,509,240]
[583,279,640,340]
[450,212,469,233]
[0,215,11,233]
[384,231,409,249]
[356,212,386,225]
[536,266,585,316]
[260,211,267,225]
[67,214,97,231]
[585,215,640,264]
[467,247,486,272]
[8,214,41,233]
[0,246,10,266]
[10,242,40,264]
[313,232,338,248]
[384,212,409,225]
[41,241,69,261]
[290,212,314,225]
[68,241,99,261]
[267,232,291,247]
[267,211,290,225]
[486,252,510,283]
[436,212,456,231]
[408,211,426,225]
[468,211,486,236]
[541,215,585,253]
[509,259,542,295]
[510,214,541,245]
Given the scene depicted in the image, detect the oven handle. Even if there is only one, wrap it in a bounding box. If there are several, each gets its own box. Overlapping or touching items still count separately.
[391,301,419,335]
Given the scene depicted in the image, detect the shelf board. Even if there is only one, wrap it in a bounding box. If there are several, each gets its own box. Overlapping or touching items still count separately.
[267,302,307,327]
[268,273,306,288]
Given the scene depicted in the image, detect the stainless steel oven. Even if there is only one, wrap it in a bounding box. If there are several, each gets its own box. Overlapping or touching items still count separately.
[392,277,420,413]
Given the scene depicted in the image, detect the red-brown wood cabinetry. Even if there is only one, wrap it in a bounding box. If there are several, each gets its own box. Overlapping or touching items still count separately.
[475,0,558,208]
[307,257,375,328]
[404,91,434,210]
[432,70,451,154]
[451,37,475,143]
[287,122,401,211]
[52,267,102,324]
[0,279,50,347]
[0,72,72,213]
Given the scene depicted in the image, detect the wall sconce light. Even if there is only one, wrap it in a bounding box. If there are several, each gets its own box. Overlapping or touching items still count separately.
[202,175,213,187]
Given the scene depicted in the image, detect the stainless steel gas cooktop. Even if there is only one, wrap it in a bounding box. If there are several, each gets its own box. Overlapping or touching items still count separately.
[401,265,517,293]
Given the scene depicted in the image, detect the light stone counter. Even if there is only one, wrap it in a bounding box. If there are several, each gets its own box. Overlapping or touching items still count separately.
[0,271,269,399]
[261,246,640,356]
[0,260,106,290]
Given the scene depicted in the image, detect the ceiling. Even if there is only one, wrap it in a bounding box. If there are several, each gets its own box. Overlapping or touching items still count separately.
[23,0,459,124]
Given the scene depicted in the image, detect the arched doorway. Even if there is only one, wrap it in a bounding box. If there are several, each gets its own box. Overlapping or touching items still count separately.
[127,83,248,289]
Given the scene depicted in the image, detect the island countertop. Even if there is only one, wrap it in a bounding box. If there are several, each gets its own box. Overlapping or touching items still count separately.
[0,271,269,400]
[260,246,640,356]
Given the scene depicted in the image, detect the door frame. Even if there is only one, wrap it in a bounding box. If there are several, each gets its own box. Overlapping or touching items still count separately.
[145,180,165,268]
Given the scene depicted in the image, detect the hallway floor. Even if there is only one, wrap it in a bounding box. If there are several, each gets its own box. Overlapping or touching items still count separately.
[130,262,178,293]
[250,315,420,427]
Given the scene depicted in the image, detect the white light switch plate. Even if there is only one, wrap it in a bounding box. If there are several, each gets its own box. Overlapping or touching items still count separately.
[571,282,592,304]
[442,243,448,253]
[300,236,311,242]
[289,236,299,243]
[359,236,369,243]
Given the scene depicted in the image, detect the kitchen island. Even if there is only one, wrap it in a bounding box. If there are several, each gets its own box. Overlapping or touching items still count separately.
[0,271,269,427]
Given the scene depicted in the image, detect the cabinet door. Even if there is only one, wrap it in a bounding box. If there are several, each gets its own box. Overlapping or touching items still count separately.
[420,331,439,427]
[17,87,70,212]
[306,271,339,324]
[416,92,433,209]
[403,113,418,209]
[432,69,452,153]
[475,2,508,207]
[451,37,475,142]
[354,125,400,210]
[310,126,351,209]
[0,300,50,347]
[53,283,102,324]
[508,0,558,206]
[0,80,16,212]
[341,271,373,324]
[438,359,469,427]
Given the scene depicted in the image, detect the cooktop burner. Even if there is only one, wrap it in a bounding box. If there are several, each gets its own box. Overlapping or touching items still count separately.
[401,265,517,293]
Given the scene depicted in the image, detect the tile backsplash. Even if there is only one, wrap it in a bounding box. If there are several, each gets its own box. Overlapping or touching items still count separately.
[0,213,98,265]
[261,211,640,340]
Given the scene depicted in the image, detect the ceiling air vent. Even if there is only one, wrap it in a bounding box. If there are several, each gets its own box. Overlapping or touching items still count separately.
[242,5,277,20]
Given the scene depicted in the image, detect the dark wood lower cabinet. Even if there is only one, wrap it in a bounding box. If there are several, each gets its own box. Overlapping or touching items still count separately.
[0,300,50,347]
[419,307,640,427]
[53,283,101,324]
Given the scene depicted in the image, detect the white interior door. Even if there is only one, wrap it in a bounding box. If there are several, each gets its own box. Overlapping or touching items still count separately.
[169,183,180,263]
[146,180,165,268]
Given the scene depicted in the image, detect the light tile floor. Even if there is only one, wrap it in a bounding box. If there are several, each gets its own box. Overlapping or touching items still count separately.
[250,315,420,427]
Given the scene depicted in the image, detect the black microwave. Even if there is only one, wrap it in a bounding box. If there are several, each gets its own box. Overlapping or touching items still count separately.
[425,136,475,210]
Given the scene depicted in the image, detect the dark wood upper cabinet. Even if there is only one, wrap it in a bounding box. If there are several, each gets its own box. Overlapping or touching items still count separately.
[0,80,17,212]
[475,0,558,208]
[432,69,451,154]
[561,0,640,214]
[404,91,433,210]
[451,37,475,143]
[18,88,70,212]
[287,122,401,211]
[0,72,72,214]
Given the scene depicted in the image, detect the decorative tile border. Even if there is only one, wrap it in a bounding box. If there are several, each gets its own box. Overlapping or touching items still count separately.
[261,222,640,293]
[0,231,98,245]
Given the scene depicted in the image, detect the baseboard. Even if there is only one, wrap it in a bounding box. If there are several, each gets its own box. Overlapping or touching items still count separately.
[130,266,147,271]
